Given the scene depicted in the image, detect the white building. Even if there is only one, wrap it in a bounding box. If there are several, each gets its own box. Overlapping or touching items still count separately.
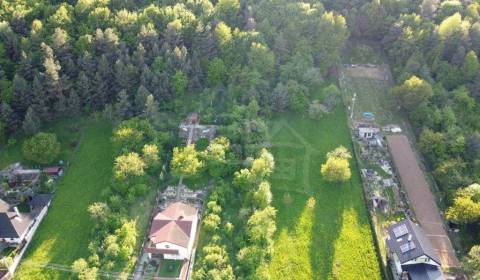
[357,124,380,139]
[146,202,198,261]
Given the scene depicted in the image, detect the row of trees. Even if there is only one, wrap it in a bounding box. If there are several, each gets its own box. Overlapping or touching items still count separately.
[193,146,276,279]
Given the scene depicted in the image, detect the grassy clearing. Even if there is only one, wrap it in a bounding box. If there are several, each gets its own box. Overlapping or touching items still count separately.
[266,108,382,280]
[340,73,398,125]
[14,119,112,280]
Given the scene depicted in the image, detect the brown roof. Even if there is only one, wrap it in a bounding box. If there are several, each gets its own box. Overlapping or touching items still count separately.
[43,167,63,175]
[149,202,198,248]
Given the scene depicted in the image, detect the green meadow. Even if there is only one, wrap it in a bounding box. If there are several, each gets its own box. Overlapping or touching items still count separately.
[267,108,382,280]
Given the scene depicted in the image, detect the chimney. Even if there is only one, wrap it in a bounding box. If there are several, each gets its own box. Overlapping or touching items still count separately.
[13,207,22,220]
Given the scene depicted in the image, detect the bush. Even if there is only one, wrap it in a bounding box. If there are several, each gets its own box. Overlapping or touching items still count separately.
[308,100,325,120]
[22,132,60,164]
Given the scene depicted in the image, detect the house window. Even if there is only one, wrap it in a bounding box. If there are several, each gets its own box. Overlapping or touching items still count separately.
[165,245,170,248]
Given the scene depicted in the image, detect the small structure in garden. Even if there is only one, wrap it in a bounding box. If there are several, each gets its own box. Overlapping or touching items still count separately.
[363,111,375,121]
[0,163,40,190]
[354,122,380,139]
[386,219,443,280]
[382,124,402,134]
[43,166,64,177]
[178,112,217,144]
[371,195,388,213]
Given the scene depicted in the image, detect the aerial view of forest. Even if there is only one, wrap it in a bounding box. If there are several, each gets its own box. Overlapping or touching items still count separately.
[1,0,480,280]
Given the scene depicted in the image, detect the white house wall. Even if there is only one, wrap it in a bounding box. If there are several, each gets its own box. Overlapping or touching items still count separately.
[155,242,188,259]
[402,255,440,267]
[187,218,198,256]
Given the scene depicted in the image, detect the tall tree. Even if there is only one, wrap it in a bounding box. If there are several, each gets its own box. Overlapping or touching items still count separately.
[22,106,40,135]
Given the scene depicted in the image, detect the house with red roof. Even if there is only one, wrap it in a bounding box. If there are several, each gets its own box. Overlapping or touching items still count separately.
[146,202,198,261]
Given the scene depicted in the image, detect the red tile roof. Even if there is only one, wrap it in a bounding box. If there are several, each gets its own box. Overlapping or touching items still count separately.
[149,202,198,248]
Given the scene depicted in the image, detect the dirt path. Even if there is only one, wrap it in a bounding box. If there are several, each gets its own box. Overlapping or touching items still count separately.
[387,135,459,268]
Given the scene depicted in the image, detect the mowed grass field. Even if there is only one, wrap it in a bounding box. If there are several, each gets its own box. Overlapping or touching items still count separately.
[340,71,398,125]
[267,108,382,280]
[14,119,113,280]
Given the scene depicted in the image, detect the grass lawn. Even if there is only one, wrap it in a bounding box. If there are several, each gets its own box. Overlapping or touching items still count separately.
[14,118,112,280]
[266,108,382,280]
[158,259,183,277]
[340,73,398,125]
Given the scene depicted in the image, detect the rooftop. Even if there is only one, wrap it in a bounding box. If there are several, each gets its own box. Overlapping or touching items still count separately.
[149,202,198,248]
[386,219,440,265]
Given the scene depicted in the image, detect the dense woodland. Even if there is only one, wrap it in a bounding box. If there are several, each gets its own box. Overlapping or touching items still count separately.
[5,0,480,278]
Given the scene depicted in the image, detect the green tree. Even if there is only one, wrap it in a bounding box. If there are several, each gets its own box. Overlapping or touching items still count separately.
[247,206,276,246]
[171,145,204,177]
[215,22,232,49]
[207,58,227,87]
[172,70,188,97]
[23,132,60,164]
[22,107,40,135]
[320,146,352,183]
[446,184,480,224]
[203,137,231,177]
[287,80,309,113]
[463,50,480,82]
[142,144,160,169]
[438,13,467,41]
[252,181,272,209]
[320,157,351,183]
[419,129,446,161]
[463,245,480,279]
[390,76,433,111]
[250,148,275,181]
[114,152,146,180]
[214,0,240,25]
[143,94,160,127]
[193,244,235,280]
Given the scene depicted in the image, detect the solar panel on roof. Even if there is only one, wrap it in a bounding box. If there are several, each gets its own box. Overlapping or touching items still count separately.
[393,224,409,238]
[400,242,416,253]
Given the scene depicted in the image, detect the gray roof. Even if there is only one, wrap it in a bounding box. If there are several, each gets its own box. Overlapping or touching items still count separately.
[0,194,52,239]
[0,212,32,238]
[386,219,441,265]
[403,264,444,280]
[30,194,53,210]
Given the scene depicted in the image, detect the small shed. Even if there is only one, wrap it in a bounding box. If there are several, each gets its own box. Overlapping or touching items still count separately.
[43,166,64,177]
[185,112,200,125]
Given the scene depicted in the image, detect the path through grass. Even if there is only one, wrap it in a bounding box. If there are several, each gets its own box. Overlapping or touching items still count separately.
[14,118,112,280]
[267,109,382,280]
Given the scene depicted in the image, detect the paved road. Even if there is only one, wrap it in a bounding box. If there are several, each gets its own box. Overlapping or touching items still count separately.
[387,135,459,268]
